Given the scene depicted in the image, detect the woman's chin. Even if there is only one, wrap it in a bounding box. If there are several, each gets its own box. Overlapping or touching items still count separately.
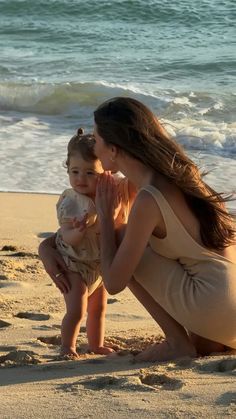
[101,162,119,172]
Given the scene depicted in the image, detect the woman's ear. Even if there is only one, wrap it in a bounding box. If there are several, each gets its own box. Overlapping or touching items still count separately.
[110,145,118,161]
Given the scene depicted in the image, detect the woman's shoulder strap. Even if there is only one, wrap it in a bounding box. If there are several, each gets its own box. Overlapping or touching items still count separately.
[139,185,178,223]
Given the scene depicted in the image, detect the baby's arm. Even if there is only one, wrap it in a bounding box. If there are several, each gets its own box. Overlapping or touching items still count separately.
[60,214,87,247]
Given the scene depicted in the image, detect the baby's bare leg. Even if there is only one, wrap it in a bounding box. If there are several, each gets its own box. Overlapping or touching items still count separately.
[61,272,88,357]
[87,284,114,354]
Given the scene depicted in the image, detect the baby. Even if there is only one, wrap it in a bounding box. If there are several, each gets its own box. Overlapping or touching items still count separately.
[55,128,130,358]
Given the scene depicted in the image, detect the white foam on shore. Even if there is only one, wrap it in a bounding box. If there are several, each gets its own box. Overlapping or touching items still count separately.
[0,103,235,209]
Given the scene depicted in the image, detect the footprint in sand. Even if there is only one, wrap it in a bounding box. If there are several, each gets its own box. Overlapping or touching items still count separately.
[59,375,157,393]
[0,350,42,366]
[104,334,163,355]
[37,335,61,346]
[0,274,9,281]
[61,373,183,393]
[15,312,50,321]
[106,313,144,321]
[197,357,236,374]
[36,326,85,334]
[0,345,18,352]
[1,245,18,251]
[32,324,61,331]
[216,391,236,406]
[1,246,38,258]
[139,372,184,390]
[0,320,12,328]
[107,298,119,304]
[0,281,25,290]
[37,232,55,239]
[10,251,39,259]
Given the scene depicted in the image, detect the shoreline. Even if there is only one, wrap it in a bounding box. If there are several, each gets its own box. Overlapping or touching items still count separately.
[0,190,59,196]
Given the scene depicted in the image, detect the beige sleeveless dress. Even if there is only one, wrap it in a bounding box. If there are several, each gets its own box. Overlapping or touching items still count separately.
[134,185,236,349]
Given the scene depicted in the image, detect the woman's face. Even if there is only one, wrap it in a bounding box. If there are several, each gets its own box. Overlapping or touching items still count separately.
[93,124,118,172]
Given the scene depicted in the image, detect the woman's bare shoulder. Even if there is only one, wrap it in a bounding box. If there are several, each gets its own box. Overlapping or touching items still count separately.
[129,188,163,225]
[153,180,202,244]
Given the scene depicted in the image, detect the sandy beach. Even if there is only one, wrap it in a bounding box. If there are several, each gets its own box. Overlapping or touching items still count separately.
[0,192,235,418]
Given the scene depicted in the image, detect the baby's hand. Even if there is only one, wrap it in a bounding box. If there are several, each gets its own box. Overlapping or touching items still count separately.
[72,213,88,232]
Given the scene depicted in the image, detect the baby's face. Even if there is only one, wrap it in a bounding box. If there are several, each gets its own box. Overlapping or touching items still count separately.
[68,153,103,198]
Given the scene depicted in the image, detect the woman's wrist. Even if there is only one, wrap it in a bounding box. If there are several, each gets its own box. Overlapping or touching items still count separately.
[99,216,116,251]
[99,212,115,226]
[100,218,115,235]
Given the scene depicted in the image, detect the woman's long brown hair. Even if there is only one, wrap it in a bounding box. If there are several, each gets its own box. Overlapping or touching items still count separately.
[94,97,235,250]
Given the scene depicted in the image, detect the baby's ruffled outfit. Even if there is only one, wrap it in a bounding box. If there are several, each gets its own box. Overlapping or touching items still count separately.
[56,174,130,295]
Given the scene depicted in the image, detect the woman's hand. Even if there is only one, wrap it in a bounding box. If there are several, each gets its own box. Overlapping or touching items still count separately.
[38,235,71,294]
[95,172,121,220]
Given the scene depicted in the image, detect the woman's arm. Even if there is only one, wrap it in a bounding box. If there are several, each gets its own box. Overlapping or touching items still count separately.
[127,180,137,208]
[96,175,160,294]
[38,235,71,294]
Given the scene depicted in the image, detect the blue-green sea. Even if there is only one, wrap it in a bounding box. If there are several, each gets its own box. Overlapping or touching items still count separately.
[0,0,235,207]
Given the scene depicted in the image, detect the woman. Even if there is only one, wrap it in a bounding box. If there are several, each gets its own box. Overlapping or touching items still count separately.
[40,97,236,362]
[93,97,236,361]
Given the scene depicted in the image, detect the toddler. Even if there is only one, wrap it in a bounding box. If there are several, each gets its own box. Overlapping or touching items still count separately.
[55,128,130,358]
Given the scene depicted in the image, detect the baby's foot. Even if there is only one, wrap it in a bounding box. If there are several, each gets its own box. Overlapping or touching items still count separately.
[90,346,115,355]
[60,346,79,359]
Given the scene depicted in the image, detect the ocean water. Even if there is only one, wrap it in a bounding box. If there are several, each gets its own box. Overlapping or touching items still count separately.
[0,0,235,208]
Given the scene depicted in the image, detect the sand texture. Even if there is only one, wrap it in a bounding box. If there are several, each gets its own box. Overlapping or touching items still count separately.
[0,192,235,418]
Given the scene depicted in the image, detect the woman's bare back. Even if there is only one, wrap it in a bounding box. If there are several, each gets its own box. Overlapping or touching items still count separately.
[150,174,235,262]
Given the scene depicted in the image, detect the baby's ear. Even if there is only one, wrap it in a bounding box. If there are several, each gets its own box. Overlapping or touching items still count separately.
[77,127,84,135]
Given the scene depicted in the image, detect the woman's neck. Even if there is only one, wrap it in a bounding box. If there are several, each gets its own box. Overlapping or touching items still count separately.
[118,156,154,189]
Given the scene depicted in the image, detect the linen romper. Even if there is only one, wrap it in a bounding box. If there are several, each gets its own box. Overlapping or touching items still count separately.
[134,185,236,349]
[56,174,130,295]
